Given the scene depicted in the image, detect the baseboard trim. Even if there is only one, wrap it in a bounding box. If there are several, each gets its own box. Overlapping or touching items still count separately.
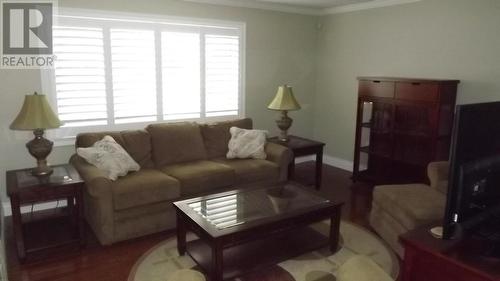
[323,155,354,172]
[295,155,354,172]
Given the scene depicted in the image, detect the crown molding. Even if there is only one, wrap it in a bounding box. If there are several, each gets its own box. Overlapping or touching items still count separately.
[183,0,421,16]
[323,0,421,14]
[183,0,323,15]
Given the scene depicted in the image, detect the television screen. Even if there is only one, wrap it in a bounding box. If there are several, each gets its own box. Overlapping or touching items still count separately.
[443,101,500,239]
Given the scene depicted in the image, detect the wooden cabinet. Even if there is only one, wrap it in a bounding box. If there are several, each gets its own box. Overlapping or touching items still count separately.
[352,77,459,184]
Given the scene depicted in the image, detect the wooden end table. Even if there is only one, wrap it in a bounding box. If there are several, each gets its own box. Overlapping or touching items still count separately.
[6,164,86,262]
[268,135,325,189]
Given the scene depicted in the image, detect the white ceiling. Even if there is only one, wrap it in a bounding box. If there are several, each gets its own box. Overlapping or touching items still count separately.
[183,0,421,15]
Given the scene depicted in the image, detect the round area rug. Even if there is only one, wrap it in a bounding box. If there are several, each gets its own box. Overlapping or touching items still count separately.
[128,221,399,281]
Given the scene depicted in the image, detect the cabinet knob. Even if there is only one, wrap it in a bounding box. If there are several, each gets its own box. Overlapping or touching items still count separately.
[373,80,381,83]
[411,82,421,86]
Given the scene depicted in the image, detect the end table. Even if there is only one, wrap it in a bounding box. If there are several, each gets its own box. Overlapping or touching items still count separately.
[268,135,325,189]
[6,164,86,262]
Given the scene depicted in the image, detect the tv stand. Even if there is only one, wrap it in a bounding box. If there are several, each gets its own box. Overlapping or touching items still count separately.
[400,223,500,281]
[480,242,500,261]
[472,215,500,260]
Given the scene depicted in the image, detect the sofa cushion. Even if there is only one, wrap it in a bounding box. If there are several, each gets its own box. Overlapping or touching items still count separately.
[111,169,180,211]
[147,122,207,166]
[213,158,279,184]
[227,127,267,159]
[77,135,140,181]
[160,160,235,196]
[76,130,154,168]
[372,184,446,230]
[200,118,253,159]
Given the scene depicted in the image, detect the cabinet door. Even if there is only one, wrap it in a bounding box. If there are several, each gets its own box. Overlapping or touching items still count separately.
[394,104,435,136]
[368,101,393,157]
[404,250,488,281]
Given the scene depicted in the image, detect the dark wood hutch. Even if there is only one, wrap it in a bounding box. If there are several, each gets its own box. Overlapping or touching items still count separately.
[352,77,460,184]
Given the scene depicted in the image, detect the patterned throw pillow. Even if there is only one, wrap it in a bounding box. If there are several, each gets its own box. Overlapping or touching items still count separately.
[77,135,140,180]
[227,127,267,159]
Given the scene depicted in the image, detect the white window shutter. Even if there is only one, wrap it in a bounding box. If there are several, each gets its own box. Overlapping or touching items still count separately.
[53,26,108,127]
[110,29,157,124]
[205,34,240,117]
[161,32,201,120]
[51,14,243,139]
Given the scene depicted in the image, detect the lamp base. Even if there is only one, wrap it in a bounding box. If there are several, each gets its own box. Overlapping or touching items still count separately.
[26,129,54,178]
[276,110,293,142]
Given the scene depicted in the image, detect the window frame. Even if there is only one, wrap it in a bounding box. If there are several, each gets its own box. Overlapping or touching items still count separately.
[42,8,246,145]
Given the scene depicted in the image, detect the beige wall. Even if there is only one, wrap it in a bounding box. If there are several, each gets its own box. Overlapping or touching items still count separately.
[2,0,500,203]
[314,0,500,162]
[0,0,318,202]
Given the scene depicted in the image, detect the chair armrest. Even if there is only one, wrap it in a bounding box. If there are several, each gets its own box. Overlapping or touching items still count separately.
[265,142,293,181]
[427,161,449,193]
[70,154,112,198]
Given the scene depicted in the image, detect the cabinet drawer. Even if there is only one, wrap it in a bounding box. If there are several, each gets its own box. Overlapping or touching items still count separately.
[395,82,439,102]
[359,80,394,98]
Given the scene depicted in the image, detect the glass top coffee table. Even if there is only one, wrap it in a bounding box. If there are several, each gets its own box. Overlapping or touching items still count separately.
[173,182,344,281]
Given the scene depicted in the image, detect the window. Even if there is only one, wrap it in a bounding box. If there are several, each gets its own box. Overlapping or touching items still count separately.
[48,11,245,140]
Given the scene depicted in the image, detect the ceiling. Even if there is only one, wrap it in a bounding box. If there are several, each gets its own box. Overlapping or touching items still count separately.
[252,0,374,9]
[183,0,421,15]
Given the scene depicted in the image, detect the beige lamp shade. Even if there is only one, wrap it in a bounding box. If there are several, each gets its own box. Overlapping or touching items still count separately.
[10,92,62,130]
[267,85,301,111]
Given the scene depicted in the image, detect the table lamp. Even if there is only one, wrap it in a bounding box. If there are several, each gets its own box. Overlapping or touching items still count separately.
[267,85,301,142]
[10,92,62,177]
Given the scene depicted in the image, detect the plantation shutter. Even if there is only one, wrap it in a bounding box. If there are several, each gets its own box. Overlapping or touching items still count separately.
[50,13,244,140]
[110,29,157,124]
[205,34,240,117]
[53,26,107,127]
[161,32,201,120]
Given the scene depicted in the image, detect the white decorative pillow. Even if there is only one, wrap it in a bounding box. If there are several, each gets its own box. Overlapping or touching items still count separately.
[77,136,140,181]
[227,127,268,159]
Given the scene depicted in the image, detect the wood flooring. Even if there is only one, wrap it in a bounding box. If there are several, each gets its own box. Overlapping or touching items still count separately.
[4,162,375,281]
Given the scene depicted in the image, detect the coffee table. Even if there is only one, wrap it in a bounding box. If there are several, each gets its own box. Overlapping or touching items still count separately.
[173,182,343,281]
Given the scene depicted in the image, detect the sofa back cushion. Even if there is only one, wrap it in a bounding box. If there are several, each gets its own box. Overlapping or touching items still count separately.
[147,122,207,166]
[75,130,154,168]
[200,118,253,159]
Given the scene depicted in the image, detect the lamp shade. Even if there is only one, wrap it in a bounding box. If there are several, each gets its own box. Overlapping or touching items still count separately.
[10,92,62,130]
[267,85,301,111]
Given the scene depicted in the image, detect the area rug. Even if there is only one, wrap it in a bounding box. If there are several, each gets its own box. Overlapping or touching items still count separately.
[128,221,399,281]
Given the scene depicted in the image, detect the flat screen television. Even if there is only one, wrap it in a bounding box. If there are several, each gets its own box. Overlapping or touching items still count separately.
[443,101,500,242]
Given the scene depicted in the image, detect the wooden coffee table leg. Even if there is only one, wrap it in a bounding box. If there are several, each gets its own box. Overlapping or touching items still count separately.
[176,211,186,256]
[211,241,223,281]
[329,209,341,252]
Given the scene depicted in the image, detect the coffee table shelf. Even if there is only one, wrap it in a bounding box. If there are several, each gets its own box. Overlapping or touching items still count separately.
[186,226,329,280]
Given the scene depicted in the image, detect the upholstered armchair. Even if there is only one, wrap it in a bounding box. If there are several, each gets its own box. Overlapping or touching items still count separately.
[369,161,449,257]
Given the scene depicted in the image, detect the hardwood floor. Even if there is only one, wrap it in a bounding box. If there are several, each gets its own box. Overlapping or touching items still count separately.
[4,162,375,281]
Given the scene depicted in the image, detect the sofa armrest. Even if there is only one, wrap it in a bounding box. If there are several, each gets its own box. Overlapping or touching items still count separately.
[265,142,293,182]
[70,154,112,198]
[70,154,115,245]
[427,161,449,193]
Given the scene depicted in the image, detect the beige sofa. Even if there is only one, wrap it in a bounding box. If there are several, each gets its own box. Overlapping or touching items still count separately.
[70,118,292,245]
[369,161,449,257]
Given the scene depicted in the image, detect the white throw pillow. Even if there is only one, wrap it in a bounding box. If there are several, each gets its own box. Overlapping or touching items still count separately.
[227,127,267,159]
[77,135,140,181]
